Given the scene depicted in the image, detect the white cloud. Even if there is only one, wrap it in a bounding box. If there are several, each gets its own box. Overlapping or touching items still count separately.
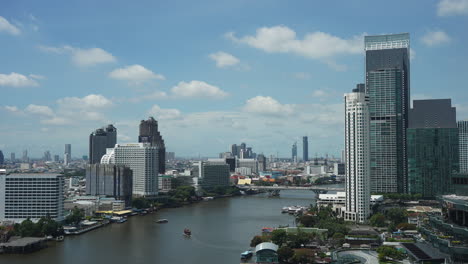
[171,80,228,99]
[57,94,113,109]
[41,116,70,125]
[293,72,311,80]
[25,104,54,117]
[148,105,182,120]
[209,51,240,68]
[4,106,20,113]
[421,30,451,46]
[0,16,21,35]
[437,0,468,16]
[29,74,46,80]
[311,90,329,98]
[39,45,116,66]
[226,26,363,70]
[109,64,165,84]
[129,91,168,103]
[0,72,39,87]
[242,96,294,116]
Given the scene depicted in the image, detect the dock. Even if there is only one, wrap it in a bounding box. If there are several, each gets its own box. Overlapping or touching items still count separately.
[0,237,47,254]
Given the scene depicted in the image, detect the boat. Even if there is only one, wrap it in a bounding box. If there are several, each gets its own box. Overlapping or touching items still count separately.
[183,228,191,237]
[155,219,168,223]
[240,250,253,260]
[117,217,127,223]
[261,227,274,233]
[55,235,64,242]
[281,207,289,213]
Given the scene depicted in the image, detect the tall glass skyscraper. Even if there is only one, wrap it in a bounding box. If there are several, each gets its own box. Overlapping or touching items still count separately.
[138,117,166,174]
[365,33,410,193]
[303,136,309,162]
[407,99,459,198]
[459,121,468,173]
[89,124,117,164]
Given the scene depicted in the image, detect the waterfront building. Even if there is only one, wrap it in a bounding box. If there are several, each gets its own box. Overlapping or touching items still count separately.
[207,158,236,172]
[365,33,410,193]
[138,117,166,174]
[64,144,71,165]
[109,143,160,197]
[158,175,172,191]
[343,88,371,223]
[195,161,230,189]
[255,242,279,264]
[459,121,468,173]
[86,163,133,206]
[257,154,267,172]
[407,99,458,198]
[89,124,117,164]
[0,173,64,223]
[237,158,258,174]
[291,142,297,162]
[302,136,309,161]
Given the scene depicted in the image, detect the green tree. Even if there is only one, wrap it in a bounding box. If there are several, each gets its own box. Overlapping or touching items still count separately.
[250,235,264,247]
[386,208,408,225]
[377,246,405,261]
[132,197,151,209]
[277,246,294,263]
[370,213,386,227]
[271,229,288,247]
[332,232,345,246]
[37,215,62,236]
[18,218,41,237]
[65,206,85,225]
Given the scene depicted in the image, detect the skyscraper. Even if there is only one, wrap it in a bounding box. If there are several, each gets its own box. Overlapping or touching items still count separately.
[407,99,459,198]
[302,136,309,161]
[0,150,4,165]
[231,144,238,157]
[343,88,371,223]
[138,117,166,174]
[64,144,71,165]
[257,154,267,171]
[89,124,117,164]
[291,142,297,162]
[43,151,51,161]
[365,33,410,193]
[459,121,468,173]
[22,150,28,163]
[10,153,15,163]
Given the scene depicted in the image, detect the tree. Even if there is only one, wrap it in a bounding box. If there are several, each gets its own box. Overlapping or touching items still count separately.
[132,198,151,209]
[271,229,288,247]
[277,246,294,263]
[370,213,386,227]
[386,208,408,225]
[396,223,416,230]
[332,232,345,246]
[65,206,85,225]
[250,235,264,247]
[17,218,41,237]
[37,215,62,236]
[377,246,405,261]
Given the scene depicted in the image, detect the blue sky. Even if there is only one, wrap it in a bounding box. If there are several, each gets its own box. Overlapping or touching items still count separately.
[1,0,468,159]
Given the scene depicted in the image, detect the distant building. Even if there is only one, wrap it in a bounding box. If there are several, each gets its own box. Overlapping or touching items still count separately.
[43,150,51,161]
[166,152,175,160]
[407,99,459,198]
[158,175,172,191]
[238,159,258,174]
[22,150,28,163]
[257,154,267,171]
[334,163,345,176]
[89,124,117,164]
[10,152,15,163]
[231,144,238,157]
[366,33,410,194]
[138,117,166,174]
[343,88,371,223]
[112,143,159,197]
[207,158,236,172]
[0,173,64,223]
[459,121,468,173]
[291,142,297,162]
[53,155,60,163]
[86,163,133,206]
[0,150,3,165]
[64,144,71,165]
[302,136,308,161]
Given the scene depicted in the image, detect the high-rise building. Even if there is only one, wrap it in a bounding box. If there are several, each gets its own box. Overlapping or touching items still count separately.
[231,144,238,157]
[43,150,51,161]
[407,99,459,198]
[54,155,60,163]
[0,173,64,223]
[0,150,3,165]
[111,143,159,197]
[303,136,309,161]
[138,117,166,174]
[365,33,410,193]
[89,124,117,164]
[195,161,230,189]
[237,158,258,174]
[292,142,297,162]
[64,144,71,165]
[22,150,28,163]
[86,163,133,206]
[257,154,267,171]
[10,153,15,163]
[459,121,468,173]
[343,88,371,223]
[166,152,175,160]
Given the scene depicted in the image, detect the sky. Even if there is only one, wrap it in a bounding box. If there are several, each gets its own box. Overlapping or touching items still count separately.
[1,0,468,159]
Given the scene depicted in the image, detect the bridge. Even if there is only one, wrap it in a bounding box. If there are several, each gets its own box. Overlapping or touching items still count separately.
[237,185,344,195]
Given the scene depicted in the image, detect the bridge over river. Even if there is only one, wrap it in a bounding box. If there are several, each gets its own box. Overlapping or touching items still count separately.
[237,185,344,195]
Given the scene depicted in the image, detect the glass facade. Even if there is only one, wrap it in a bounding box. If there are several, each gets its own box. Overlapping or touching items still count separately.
[407,128,459,198]
[365,33,410,194]
[459,121,468,173]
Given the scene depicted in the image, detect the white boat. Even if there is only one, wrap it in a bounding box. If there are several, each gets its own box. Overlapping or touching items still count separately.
[281,207,289,213]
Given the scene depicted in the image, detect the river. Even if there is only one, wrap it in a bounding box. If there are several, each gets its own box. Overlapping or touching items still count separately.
[1,187,341,264]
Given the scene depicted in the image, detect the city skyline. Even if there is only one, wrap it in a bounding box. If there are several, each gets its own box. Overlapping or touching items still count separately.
[2,1,468,158]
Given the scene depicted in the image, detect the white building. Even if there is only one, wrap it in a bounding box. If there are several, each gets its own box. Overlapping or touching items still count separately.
[317,192,383,217]
[0,173,64,223]
[343,89,371,223]
[238,159,258,174]
[111,143,160,197]
[235,167,252,176]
